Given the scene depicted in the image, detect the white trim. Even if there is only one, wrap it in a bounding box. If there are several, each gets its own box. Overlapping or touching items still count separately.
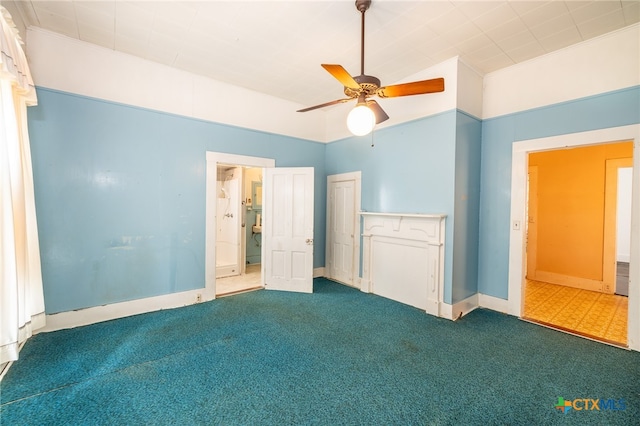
[508,124,640,351]
[37,261,321,334]
[360,212,447,219]
[440,294,479,321]
[478,293,509,314]
[39,288,208,332]
[26,28,326,142]
[205,152,275,297]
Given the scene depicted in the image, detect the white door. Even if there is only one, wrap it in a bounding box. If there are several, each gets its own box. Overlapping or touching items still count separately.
[327,176,357,286]
[263,167,314,293]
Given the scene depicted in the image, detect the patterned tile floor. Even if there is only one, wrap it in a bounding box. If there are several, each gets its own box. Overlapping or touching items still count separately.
[524,280,628,346]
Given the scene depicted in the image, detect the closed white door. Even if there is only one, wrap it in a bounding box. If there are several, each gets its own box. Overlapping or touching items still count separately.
[327,178,356,286]
[263,167,314,293]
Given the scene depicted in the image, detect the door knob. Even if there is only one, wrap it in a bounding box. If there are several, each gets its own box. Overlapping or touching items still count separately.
[306,238,314,245]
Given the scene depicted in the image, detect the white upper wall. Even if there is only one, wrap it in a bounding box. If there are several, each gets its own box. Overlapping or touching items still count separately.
[27,25,461,143]
[26,27,326,142]
[26,23,640,141]
[457,59,483,119]
[483,24,640,119]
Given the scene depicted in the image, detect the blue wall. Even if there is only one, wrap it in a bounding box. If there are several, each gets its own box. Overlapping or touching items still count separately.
[478,86,640,299]
[29,84,638,315]
[452,111,482,304]
[325,111,460,303]
[29,88,326,313]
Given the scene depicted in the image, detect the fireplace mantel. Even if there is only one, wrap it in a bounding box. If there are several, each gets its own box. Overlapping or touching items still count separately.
[360,212,446,317]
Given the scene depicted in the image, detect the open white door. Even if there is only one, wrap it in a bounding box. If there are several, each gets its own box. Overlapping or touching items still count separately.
[263,167,314,293]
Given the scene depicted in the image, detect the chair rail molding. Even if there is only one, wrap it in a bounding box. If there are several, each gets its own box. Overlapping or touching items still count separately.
[360,212,446,317]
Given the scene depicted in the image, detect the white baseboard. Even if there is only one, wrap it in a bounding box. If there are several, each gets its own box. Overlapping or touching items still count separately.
[478,293,509,314]
[41,288,213,333]
[439,294,479,321]
[41,268,327,332]
[617,255,630,263]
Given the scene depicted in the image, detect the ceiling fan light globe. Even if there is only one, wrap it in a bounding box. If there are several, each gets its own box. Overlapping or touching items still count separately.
[347,104,375,136]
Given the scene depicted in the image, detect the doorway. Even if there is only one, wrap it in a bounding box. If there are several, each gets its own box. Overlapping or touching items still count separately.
[522,143,632,345]
[205,153,275,297]
[205,152,315,297]
[214,165,264,296]
[507,124,640,351]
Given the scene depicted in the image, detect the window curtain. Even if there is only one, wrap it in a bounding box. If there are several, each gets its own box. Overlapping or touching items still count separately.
[0,6,45,365]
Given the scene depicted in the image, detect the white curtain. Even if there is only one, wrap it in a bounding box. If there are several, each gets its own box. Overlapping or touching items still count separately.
[0,6,45,365]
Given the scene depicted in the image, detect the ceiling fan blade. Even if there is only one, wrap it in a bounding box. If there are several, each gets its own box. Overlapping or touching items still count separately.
[367,99,389,124]
[321,64,361,90]
[377,77,445,98]
[297,98,352,113]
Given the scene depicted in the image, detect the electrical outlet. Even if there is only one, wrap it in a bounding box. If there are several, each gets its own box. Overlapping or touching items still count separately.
[196,293,202,302]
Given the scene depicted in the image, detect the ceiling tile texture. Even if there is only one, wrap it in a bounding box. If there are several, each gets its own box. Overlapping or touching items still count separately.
[12,0,640,108]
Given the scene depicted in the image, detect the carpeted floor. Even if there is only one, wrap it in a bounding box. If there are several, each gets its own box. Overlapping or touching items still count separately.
[2,278,638,425]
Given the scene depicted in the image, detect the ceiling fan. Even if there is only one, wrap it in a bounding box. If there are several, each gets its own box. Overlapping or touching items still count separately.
[297,0,445,136]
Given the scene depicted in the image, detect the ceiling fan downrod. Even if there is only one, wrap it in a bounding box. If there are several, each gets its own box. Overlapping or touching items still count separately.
[356,0,371,76]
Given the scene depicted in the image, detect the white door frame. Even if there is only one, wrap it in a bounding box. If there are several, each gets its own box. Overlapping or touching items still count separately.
[326,171,361,288]
[507,124,640,350]
[205,152,275,297]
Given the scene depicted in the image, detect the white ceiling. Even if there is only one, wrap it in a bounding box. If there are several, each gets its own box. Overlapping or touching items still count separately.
[10,0,640,109]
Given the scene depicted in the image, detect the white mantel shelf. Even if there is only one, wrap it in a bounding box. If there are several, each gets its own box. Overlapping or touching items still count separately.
[359,212,447,219]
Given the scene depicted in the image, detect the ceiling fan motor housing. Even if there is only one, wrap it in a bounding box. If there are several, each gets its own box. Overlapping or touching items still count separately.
[344,74,380,98]
[355,0,372,13]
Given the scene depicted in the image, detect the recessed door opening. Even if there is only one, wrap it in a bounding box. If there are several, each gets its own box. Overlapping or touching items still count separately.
[215,165,264,297]
[205,152,315,298]
[522,141,633,347]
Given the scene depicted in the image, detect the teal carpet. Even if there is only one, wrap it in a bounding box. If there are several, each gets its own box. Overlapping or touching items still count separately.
[2,278,638,425]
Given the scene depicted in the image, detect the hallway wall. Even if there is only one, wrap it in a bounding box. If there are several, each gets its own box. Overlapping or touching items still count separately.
[528,142,633,286]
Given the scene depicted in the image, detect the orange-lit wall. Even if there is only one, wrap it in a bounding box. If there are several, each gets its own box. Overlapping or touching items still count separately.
[528,142,632,282]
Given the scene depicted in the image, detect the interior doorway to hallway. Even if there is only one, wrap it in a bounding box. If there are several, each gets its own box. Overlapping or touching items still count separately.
[522,142,632,346]
[507,124,640,351]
